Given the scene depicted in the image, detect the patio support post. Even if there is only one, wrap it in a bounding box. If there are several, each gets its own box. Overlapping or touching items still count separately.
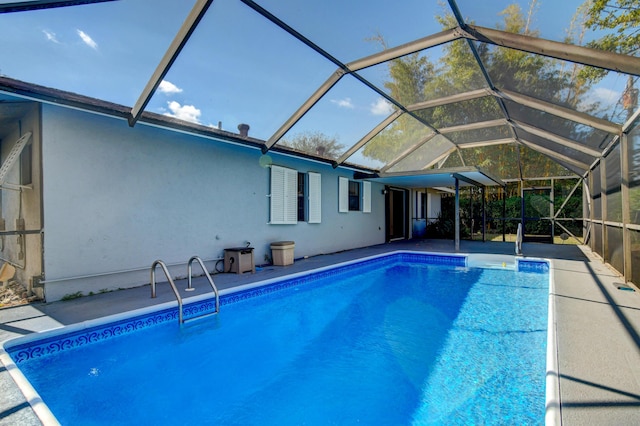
[621,132,631,281]
[470,188,474,240]
[601,159,608,261]
[502,186,506,242]
[551,178,555,241]
[455,177,460,252]
[520,181,525,240]
[482,186,486,242]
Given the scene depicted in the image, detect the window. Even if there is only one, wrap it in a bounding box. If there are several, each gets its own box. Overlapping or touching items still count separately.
[271,166,321,224]
[339,177,371,213]
[349,181,360,211]
[298,172,306,221]
[270,165,297,224]
[415,191,427,219]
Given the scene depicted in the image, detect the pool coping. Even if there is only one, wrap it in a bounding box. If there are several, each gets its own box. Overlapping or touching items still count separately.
[1,250,558,426]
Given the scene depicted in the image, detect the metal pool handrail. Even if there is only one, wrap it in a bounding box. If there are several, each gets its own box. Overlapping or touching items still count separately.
[187,255,220,315]
[151,259,184,323]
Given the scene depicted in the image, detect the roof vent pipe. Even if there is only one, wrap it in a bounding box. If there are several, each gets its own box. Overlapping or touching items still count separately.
[238,123,250,137]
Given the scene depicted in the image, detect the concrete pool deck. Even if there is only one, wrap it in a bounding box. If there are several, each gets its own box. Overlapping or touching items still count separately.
[1,239,640,425]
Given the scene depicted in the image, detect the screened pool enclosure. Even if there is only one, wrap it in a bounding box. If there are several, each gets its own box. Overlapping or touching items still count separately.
[0,0,639,286]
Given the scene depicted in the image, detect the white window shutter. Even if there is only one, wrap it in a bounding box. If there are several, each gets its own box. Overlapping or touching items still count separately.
[363,181,371,213]
[308,172,322,223]
[270,165,285,223]
[338,177,348,213]
[270,165,297,224]
[284,167,298,223]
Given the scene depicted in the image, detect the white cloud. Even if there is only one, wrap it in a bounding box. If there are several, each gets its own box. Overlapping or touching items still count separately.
[370,97,393,116]
[77,29,98,50]
[158,80,183,95]
[42,30,59,43]
[592,87,620,105]
[331,97,354,109]
[165,101,201,124]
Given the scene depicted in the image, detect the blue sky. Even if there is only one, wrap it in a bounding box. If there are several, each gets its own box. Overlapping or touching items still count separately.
[0,0,630,167]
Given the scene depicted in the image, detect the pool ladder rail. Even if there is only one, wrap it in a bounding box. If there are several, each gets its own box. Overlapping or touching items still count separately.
[150,256,220,324]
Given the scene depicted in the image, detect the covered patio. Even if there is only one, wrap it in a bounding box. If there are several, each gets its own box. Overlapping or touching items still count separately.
[2,0,638,284]
[1,1,640,424]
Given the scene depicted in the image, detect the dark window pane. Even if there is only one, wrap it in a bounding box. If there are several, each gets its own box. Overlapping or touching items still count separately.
[349,181,360,211]
[298,172,306,222]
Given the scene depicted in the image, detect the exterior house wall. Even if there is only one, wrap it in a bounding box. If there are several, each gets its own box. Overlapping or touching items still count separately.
[0,103,43,297]
[41,105,386,301]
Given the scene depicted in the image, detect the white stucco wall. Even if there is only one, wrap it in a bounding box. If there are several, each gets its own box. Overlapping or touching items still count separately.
[41,106,386,300]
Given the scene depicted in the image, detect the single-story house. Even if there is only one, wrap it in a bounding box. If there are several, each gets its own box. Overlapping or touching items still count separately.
[0,76,449,301]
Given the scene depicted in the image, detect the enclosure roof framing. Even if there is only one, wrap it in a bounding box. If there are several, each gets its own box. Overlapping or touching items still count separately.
[458,138,515,149]
[462,24,640,76]
[510,120,602,158]
[379,132,438,173]
[128,0,213,127]
[439,119,508,134]
[493,88,622,135]
[519,138,591,171]
[407,88,492,112]
[346,28,463,72]
[419,147,459,172]
[334,109,405,167]
[265,70,345,153]
[0,0,114,13]
[2,0,640,185]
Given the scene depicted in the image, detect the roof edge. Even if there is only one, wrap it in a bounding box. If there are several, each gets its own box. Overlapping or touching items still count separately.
[0,76,377,173]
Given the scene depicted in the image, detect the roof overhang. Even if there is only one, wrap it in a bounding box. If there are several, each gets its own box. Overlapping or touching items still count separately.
[357,166,505,189]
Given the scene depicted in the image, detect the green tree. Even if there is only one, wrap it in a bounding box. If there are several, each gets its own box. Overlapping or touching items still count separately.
[585,0,640,56]
[280,131,345,159]
[583,0,639,119]
[362,4,585,181]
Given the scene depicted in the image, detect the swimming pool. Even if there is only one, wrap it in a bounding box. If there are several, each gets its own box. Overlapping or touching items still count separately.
[2,251,555,425]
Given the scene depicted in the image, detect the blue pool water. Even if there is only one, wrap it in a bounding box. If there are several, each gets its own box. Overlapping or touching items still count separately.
[7,253,549,425]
